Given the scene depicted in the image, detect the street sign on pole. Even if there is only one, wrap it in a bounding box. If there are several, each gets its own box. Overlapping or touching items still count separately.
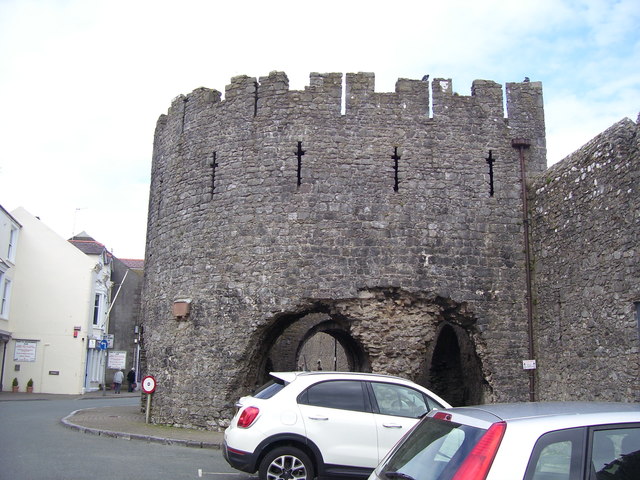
[142,375,156,394]
[142,375,156,424]
[98,339,108,350]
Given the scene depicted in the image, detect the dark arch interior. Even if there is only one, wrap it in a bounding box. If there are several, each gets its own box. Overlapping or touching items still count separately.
[427,323,486,406]
[242,294,488,407]
[255,310,370,386]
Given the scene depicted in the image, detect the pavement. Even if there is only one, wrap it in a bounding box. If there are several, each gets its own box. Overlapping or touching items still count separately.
[1,390,225,449]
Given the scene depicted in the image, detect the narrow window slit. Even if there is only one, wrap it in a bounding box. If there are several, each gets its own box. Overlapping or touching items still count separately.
[210,152,218,196]
[295,141,305,187]
[391,147,401,192]
[254,81,259,117]
[486,150,495,196]
[181,98,188,133]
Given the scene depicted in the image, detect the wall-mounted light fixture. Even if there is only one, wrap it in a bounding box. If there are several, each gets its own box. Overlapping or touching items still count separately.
[173,298,192,320]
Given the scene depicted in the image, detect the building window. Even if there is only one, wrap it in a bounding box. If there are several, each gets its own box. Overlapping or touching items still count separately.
[7,227,18,262]
[1,277,11,319]
[93,294,102,325]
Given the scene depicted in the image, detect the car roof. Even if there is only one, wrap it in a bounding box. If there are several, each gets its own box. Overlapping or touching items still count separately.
[433,402,640,430]
[270,371,426,384]
[451,402,640,420]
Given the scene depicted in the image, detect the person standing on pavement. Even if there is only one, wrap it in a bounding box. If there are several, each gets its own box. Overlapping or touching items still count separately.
[113,369,124,394]
[127,368,136,392]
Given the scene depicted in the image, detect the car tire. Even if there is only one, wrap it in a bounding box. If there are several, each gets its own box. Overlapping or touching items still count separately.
[258,446,315,480]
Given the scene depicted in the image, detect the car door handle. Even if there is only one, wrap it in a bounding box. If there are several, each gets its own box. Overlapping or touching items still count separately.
[308,415,329,421]
[382,423,403,428]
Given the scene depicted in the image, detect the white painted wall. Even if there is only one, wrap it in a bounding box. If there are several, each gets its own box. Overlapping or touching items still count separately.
[0,206,20,333]
[3,208,104,394]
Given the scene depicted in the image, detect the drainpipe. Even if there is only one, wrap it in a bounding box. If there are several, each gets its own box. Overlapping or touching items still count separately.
[512,138,535,402]
[0,339,6,391]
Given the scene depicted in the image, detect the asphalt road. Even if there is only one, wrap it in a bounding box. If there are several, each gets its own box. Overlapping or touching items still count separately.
[0,395,251,480]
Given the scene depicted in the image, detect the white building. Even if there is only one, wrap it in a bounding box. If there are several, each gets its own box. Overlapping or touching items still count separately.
[1,207,112,394]
[0,206,21,391]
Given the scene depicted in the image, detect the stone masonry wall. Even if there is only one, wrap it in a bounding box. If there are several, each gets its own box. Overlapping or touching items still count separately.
[530,118,639,402]
[142,72,547,429]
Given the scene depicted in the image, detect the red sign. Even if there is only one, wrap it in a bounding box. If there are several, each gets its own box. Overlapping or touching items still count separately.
[141,375,156,394]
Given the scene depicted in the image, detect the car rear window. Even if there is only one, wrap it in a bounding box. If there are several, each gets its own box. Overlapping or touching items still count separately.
[377,417,486,480]
[298,380,368,412]
[253,378,286,399]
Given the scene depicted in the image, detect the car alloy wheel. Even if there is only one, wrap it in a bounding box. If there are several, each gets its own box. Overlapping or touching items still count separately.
[259,447,314,480]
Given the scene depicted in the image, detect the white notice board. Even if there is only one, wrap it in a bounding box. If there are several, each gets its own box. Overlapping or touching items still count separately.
[108,351,127,369]
[14,340,37,362]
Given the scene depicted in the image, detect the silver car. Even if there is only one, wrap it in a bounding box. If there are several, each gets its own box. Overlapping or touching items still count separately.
[369,402,640,480]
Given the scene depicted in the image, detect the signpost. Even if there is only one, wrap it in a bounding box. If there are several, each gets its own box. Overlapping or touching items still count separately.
[141,375,156,424]
[99,339,108,396]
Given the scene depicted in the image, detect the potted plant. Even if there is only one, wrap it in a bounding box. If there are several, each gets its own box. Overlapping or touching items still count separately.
[12,378,19,393]
[27,378,34,393]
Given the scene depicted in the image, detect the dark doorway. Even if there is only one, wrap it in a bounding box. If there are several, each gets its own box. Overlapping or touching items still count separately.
[428,324,485,406]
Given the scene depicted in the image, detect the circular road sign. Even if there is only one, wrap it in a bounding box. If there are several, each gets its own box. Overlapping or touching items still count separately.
[141,375,156,394]
[98,340,108,350]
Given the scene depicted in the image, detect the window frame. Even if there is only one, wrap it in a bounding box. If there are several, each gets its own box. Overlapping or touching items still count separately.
[368,381,434,419]
[297,379,372,413]
[92,293,105,326]
[523,427,586,480]
[0,276,11,319]
[7,226,18,262]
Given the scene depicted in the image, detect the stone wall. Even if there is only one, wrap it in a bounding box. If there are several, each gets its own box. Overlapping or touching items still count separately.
[108,258,143,379]
[141,72,548,429]
[530,118,639,402]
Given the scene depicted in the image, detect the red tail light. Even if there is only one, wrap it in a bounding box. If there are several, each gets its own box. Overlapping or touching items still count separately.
[237,406,260,428]
[451,421,506,480]
[434,412,452,421]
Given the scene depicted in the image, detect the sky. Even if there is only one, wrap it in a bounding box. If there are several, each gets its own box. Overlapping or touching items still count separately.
[0,0,638,260]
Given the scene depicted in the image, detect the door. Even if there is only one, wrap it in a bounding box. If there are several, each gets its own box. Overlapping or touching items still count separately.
[298,380,378,469]
[370,381,431,462]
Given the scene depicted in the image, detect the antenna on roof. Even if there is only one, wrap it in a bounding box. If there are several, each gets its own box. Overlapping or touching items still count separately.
[72,207,86,239]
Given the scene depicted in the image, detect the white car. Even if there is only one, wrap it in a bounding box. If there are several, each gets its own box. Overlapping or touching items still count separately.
[223,371,451,480]
[369,402,640,480]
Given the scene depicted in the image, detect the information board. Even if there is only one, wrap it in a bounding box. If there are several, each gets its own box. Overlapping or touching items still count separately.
[14,340,37,362]
[107,351,127,369]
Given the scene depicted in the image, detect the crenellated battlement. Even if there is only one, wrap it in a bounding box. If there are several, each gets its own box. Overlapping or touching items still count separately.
[149,71,546,221]
[159,71,543,130]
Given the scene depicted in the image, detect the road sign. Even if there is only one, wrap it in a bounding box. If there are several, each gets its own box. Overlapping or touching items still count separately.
[98,340,108,350]
[142,375,156,394]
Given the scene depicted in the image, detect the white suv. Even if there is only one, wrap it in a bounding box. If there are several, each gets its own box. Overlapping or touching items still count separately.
[223,371,451,480]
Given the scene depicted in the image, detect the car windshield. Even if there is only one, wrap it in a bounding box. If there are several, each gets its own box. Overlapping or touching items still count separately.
[378,417,486,480]
[253,378,286,399]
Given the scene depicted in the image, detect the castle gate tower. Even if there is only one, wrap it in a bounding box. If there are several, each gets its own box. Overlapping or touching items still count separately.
[141,72,546,429]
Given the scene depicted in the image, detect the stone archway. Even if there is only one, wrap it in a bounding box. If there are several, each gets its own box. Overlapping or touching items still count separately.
[426,322,487,406]
[258,310,370,386]
[237,289,490,406]
[296,318,368,372]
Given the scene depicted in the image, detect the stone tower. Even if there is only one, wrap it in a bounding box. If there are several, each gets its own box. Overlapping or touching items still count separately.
[142,72,546,429]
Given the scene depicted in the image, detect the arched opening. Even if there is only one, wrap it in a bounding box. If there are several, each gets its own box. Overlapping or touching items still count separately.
[296,318,368,372]
[255,310,370,386]
[429,325,464,405]
[427,323,486,406]
[297,332,349,371]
